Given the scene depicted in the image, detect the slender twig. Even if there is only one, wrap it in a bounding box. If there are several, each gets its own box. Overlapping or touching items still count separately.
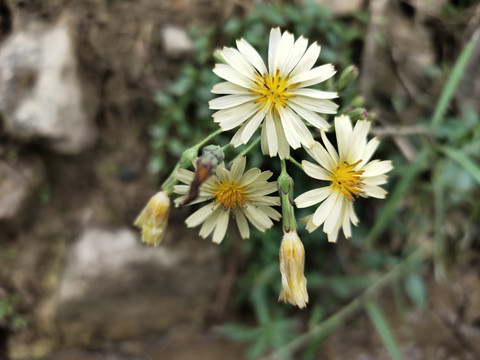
[260,247,428,360]
[370,125,432,137]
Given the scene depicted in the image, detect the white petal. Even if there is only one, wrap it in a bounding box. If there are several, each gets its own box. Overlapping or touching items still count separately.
[324,193,346,234]
[257,205,281,221]
[236,38,267,75]
[290,42,321,78]
[362,184,388,199]
[283,36,308,75]
[230,121,248,147]
[240,106,268,143]
[264,112,278,156]
[295,187,331,208]
[214,103,260,131]
[277,105,301,149]
[199,208,223,238]
[230,156,246,179]
[274,31,295,73]
[347,120,370,163]
[283,106,315,147]
[268,28,282,74]
[287,102,330,130]
[212,210,230,243]
[261,121,270,157]
[211,81,252,95]
[312,189,338,226]
[364,174,388,186]
[274,114,290,159]
[185,203,215,227]
[304,142,333,171]
[362,160,393,177]
[215,162,230,182]
[290,88,338,100]
[245,205,273,231]
[320,131,339,165]
[213,64,254,89]
[289,64,336,86]
[235,208,250,239]
[175,168,195,184]
[220,47,257,81]
[239,168,261,185]
[301,160,331,181]
[290,97,338,114]
[334,115,353,160]
[209,94,255,110]
[359,137,380,167]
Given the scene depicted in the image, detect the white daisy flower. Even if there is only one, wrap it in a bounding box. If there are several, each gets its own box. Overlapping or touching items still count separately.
[174,156,281,243]
[209,27,338,159]
[295,115,393,243]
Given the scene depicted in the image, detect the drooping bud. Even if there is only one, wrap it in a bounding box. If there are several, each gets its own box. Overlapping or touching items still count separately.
[338,65,358,91]
[278,231,309,308]
[134,191,170,246]
[181,145,224,206]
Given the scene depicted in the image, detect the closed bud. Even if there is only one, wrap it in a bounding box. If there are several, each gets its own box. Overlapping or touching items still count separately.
[278,231,309,308]
[338,65,358,90]
[347,108,368,121]
[134,191,170,246]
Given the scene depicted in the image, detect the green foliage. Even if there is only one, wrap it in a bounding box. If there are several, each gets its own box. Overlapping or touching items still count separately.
[0,293,29,332]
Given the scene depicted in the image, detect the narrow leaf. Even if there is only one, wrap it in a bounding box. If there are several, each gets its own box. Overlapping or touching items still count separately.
[365,299,403,360]
[441,146,480,186]
[431,30,479,127]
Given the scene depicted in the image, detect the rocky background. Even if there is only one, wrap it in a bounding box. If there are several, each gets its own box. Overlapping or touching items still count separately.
[0,0,479,359]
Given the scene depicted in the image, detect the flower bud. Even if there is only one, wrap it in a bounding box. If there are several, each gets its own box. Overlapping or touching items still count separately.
[347,108,368,121]
[278,231,308,308]
[338,65,358,91]
[134,191,170,246]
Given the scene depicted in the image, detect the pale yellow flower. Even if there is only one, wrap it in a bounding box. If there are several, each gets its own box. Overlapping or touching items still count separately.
[278,231,308,308]
[174,156,281,243]
[134,191,170,246]
[210,27,338,159]
[295,115,393,243]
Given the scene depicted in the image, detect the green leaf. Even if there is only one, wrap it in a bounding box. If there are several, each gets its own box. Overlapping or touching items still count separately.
[365,299,403,360]
[440,146,480,186]
[431,31,479,127]
[404,273,427,308]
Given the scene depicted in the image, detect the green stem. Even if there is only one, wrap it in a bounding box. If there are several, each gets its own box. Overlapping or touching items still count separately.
[278,159,297,233]
[288,156,303,170]
[161,128,223,194]
[260,247,428,360]
[229,136,261,167]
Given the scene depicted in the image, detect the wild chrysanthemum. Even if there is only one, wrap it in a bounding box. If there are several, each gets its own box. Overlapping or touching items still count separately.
[209,27,338,159]
[295,115,393,243]
[278,231,308,308]
[134,191,171,246]
[174,156,281,243]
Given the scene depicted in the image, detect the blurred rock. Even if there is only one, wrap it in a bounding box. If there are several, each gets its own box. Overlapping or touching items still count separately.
[316,0,364,15]
[0,17,97,154]
[0,156,44,220]
[56,226,221,346]
[162,25,193,57]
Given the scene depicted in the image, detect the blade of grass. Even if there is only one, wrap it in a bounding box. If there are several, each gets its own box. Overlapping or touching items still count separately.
[366,148,430,246]
[440,146,480,186]
[365,299,403,360]
[433,161,446,280]
[431,30,479,127]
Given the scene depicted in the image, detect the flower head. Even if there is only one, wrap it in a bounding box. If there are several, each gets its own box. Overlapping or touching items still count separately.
[278,231,308,308]
[134,191,170,246]
[295,115,393,243]
[210,27,338,159]
[174,156,281,243]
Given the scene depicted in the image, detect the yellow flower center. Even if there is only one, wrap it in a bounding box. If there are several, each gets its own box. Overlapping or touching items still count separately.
[251,70,298,115]
[213,180,248,209]
[331,160,364,201]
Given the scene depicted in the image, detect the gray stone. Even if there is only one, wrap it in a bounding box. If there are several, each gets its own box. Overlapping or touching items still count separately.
[162,25,194,57]
[0,156,44,220]
[56,226,221,346]
[0,17,97,154]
